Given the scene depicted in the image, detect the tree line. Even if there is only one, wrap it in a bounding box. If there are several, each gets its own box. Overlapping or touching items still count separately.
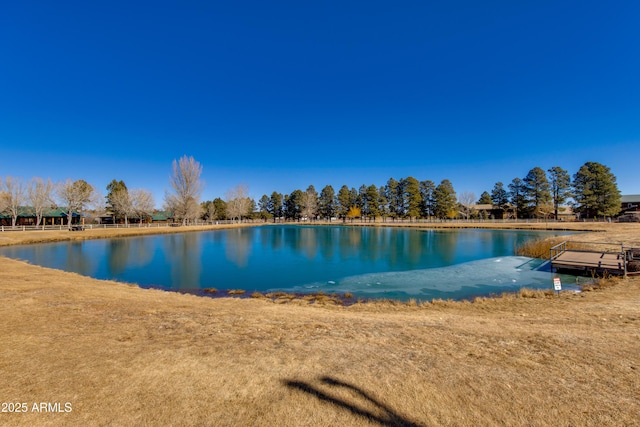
[200,161,622,223]
[0,157,622,228]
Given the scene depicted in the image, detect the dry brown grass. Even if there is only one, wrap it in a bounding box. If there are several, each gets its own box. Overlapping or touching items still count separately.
[1,222,640,426]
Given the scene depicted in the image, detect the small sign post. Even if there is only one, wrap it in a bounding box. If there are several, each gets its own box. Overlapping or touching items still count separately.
[553,277,562,296]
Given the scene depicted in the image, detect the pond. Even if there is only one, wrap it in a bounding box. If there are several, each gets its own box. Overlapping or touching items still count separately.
[0,225,581,301]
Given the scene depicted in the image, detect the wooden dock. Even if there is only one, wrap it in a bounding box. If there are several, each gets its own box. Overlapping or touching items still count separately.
[551,250,626,275]
[548,241,640,276]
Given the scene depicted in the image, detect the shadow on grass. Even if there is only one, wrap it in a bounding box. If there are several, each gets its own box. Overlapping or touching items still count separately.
[283,376,424,427]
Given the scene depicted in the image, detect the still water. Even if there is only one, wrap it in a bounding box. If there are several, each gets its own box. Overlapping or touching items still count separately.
[0,226,580,301]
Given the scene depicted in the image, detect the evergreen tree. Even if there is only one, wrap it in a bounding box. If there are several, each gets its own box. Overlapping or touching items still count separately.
[491,182,509,218]
[201,200,217,221]
[337,185,351,221]
[547,166,572,220]
[433,179,457,219]
[212,198,227,220]
[478,191,493,205]
[257,194,272,221]
[285,189,304,221]
[523,166,551,218]
[384,179,399,220]
[403,176,422,219]
[378,185,389,221]
[508,178,526,219]
[573,162,621,218]
[419,180,436,219]
[349,187,359,209]
[358,184,369,218]
[365,184,381,221]
[385,178,405,220]
[106,179,129,223]
[318,185,336,220]
[269,192,283,221]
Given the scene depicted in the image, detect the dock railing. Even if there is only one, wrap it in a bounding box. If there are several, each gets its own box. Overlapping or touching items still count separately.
[549,241,567,261]
[550,241,639,277]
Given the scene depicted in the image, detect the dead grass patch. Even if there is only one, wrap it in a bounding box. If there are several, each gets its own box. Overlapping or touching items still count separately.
[2,223,640,425]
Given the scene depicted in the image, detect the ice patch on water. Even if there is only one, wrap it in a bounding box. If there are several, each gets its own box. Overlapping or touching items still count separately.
[278,256,579,301]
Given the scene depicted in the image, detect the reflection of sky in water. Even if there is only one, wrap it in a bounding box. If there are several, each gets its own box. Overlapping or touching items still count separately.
[0,226,578,300]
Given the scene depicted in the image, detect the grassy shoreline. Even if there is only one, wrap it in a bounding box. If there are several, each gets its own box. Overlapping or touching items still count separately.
[1,222,639,425]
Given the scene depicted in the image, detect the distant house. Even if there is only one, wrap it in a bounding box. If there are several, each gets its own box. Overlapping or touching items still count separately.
[472,204,516,220]
[621,195,640,214]
[618,195,640,222]
[0,207,80,227]
[472,204,574,220]
[98,211,155,225]
[555,205,576,221]
[151,211,173,224]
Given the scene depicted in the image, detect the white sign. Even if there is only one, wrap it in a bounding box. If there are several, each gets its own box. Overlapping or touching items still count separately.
[553,277,562,291]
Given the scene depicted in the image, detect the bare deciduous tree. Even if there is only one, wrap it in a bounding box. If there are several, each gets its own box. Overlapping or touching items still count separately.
[56,179,96,229]
[226,184,251,223]
[165,155,204,225]
[2,176,26,228]
[458,191,476,221]
[130,189,155,223]
[28,177,54,227]
[301,186,318,220]
[202,201,217,222]
[0,178,11,220]
[109,187,133,225]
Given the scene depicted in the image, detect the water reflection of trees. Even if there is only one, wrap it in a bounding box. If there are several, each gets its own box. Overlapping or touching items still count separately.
[106,237,154,275]
[164,233,202,289]
[30,242,99,277]
[271,226,452,270]
[298,227,318,260]
[225,228,252,268]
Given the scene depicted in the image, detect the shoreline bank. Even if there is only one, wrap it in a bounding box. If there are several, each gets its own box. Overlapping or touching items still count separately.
[1,221,638,248]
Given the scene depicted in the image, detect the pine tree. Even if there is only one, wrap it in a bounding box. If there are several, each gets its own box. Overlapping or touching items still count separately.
[358,184,369,218]
[258,194,271,221]
[403,176,422,220]
[478,191,492,205]
[419,180,436,219]
[269,192,283,222]
[491,182,509,218]
[523,167,551,218]
[318,185,336,220]
[106,179,128,223]
[573,162,621,219]
[365,184,381,221]
[286,189,304,221]
[337,185,351,222]
[547,166,572,220]
[433,179,457,219]
[508,178,526,219]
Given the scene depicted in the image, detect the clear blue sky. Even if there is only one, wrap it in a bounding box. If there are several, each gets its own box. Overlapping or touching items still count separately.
[1,1,639,207]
